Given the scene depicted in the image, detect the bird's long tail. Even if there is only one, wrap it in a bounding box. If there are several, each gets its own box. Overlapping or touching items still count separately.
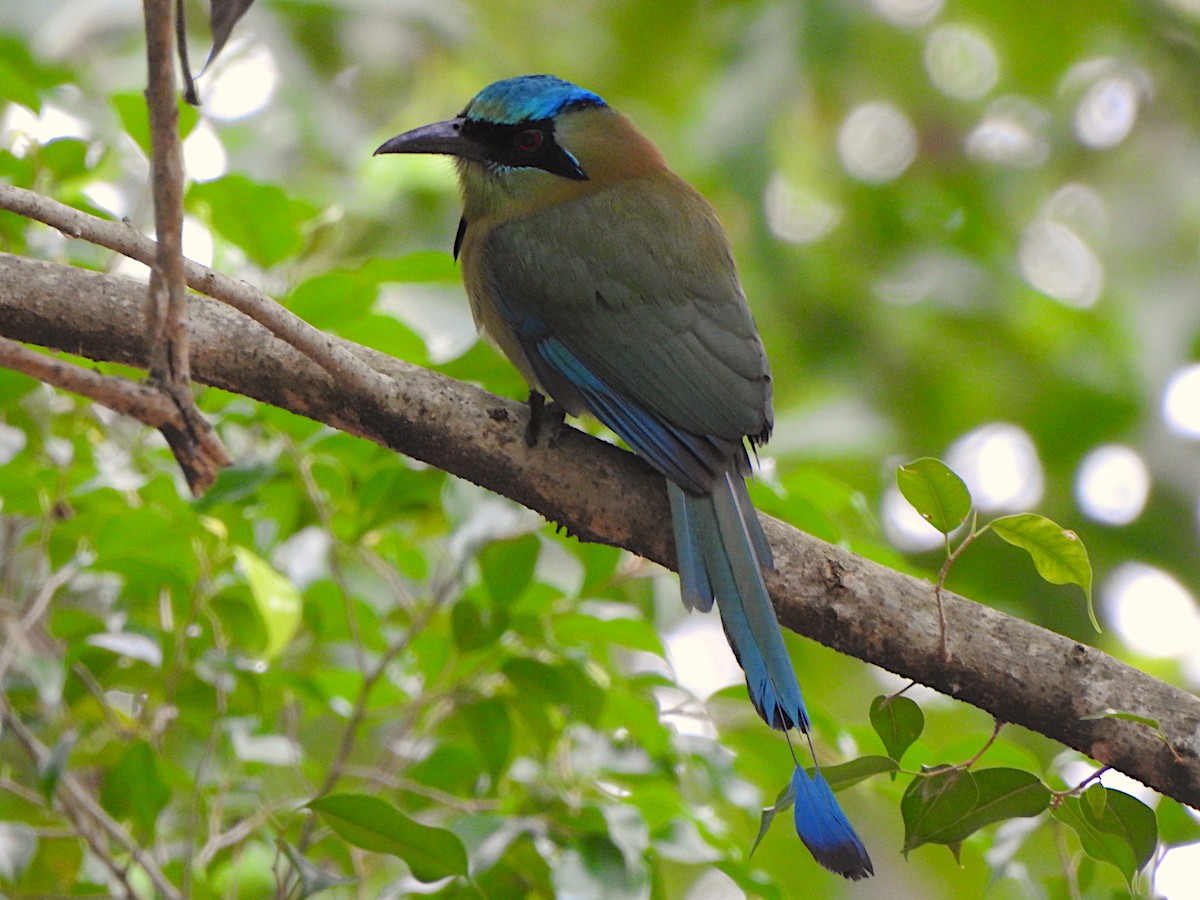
[668,474,873,880]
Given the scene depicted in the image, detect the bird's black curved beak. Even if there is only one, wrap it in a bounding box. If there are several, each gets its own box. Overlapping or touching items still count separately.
[374,117,486,163]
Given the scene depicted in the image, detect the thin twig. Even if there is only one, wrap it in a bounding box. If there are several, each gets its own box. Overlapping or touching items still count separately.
[0,336,185,429]
[934,515,981,664]
[141,0,231,495]
[197,802,280,868]
[0,558,77,682]
[0,184,396,406]
[0,693,183,899]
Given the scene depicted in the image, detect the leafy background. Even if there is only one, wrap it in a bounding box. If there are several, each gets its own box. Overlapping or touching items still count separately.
[2,0,1200,897]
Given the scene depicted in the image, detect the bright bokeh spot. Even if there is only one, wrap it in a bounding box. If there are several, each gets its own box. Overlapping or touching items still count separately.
[182,120,228,182]
[1075,444,1150,525]
[1018,220,1103,308]
[871,0,944,28]
[1160,842,1200,900]
[182,216,214,267]
[945,422,1044,512]
[203,44,280,121]
[874,250,985,307]
[82,182,126,218]
[1162,364,1200,438]
[837,102,918,184]
[763,173,842,244]
[924,24,999,100]
[2,102,89,156]
[1042,183,1110,238]
[662,615,736,738]
[882,483,945,553]
[1072,67,1147,150]
[965,96,1050,168]
[1104,563,1200,658]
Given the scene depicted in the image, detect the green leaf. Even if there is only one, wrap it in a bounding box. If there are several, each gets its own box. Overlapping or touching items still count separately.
[1053,787,1158,883]
[14,835,82,896]
[451,597,496,652]
[752,773,796,856]
[820,755,900,791]
[361,251,460,284]
[870,694,925,764]
[0,36,69,113]
[1158,799,1200,847]
[902,767,1050,854]
[553,613,663,654]
[111,91,199,159]
[99,741,170,835]
[480,534,540,607]
[1080,708,1159,729]
[307,793,467,882]
[189,174,318,267]
[989,513,1097,630]
[461,697,512,783]
[339,313,430,365]
[233,546,302,660]
[896,458,971,534]
[285,270,376,330]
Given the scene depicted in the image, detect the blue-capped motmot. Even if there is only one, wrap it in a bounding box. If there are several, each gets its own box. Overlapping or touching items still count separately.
[375,75,872,880]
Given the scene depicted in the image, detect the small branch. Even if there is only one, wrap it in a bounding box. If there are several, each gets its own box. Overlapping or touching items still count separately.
[140,0,230,494]
[0,337,184,430]
[0,184,396,406]
[142,0,189,385]
[0,694,182,900]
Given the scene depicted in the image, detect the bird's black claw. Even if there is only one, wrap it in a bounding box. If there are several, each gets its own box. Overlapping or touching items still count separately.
[525,390,566,447]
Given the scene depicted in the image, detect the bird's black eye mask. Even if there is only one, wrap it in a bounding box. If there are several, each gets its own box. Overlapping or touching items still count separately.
[459,117,588,181]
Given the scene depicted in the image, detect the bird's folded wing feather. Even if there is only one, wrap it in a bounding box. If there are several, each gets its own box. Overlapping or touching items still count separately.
[476,174,773,451]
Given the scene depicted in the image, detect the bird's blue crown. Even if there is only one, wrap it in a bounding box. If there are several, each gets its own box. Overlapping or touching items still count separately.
[463,75,607,125]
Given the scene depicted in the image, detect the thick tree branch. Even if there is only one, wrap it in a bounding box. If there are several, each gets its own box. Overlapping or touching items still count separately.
[1,251,1198,813]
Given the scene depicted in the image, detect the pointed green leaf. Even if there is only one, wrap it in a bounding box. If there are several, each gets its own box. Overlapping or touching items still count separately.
[752,772,796,856]
[111,91,199,158]
[902,767,977,854]
[1158,799,1200,847]
[902,768,1050,853]
[989,514,1097,630]
[461,697,512,783]
[820,755,900,791]
[1080,708,1159,729]
[480,533,540,607]
[870,695,925,764]
[99,741,170,835]
[1083,782,1108,820]
[234,547,302,660]
[1053,788,1157,883]
[896,458,971,534]
[307,793,467,882]
[188,174,318,268]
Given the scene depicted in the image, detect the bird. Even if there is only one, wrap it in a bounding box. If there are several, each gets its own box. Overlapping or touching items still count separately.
[375,74,872,880]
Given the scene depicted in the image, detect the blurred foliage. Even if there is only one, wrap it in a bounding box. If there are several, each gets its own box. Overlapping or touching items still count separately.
[2,0,1200,897]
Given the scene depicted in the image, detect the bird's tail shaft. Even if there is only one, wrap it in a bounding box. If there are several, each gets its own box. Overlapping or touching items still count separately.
[668,474,805,731]
[667,476,873,879]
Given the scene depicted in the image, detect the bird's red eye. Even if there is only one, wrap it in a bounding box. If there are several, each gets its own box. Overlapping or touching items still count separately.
[515,129,543,152]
